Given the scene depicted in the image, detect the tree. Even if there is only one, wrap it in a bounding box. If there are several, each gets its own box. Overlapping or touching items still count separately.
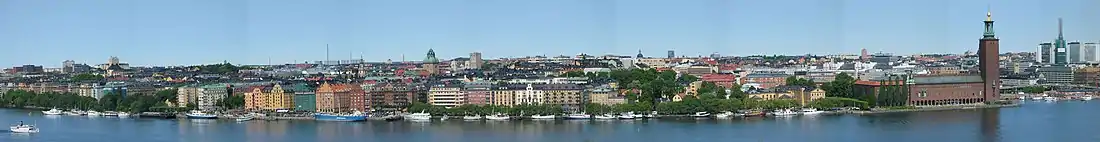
[785,76,815,86]
[216,95,245,109]
[822,73,856,98]
[71,73,104,82]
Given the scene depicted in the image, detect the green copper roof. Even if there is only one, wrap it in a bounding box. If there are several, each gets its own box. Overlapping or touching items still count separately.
[424,49,439,63]
[982,12,996,39]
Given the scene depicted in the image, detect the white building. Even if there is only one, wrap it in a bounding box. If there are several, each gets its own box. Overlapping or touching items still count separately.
[428,85,465,108]
[513,84,544,105]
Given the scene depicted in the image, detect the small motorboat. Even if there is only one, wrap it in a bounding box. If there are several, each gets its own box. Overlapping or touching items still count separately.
[1081,96,1094,101]
[628,111,646,119]
[235,115,255,122]
[440,115,450,120]
[691,112,710,117]
[530,115,556,120]
[86,111,103,116]
[186,110,218,119]
[1043,97,1058,101]
[9,121,39,133]
[800,108,825,115]
[565,113,591,119]
[63,111,82,116]
[485,114,511,121]
[617,112,635,119]
[593,114,616,119]
[1031,97,1044,100]
[714,111,736,119]
[42,109,63,115]
[102,111,118,117]
[771,109,798,117]
[462,115,483,120]
[404,112,432,121]
[117,112,132,118]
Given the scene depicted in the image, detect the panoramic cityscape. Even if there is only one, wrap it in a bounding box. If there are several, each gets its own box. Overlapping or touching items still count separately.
[1,0,1099,142]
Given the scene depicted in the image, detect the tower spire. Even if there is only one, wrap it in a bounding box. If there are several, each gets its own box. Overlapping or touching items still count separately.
[982,9,996,39]
[1058,18,1064,38]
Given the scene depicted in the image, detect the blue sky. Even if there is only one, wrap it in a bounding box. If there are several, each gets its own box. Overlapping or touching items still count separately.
[1,0,1097,67]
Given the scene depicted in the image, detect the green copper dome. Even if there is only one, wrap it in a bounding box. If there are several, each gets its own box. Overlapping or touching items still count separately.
[424,49,439,63]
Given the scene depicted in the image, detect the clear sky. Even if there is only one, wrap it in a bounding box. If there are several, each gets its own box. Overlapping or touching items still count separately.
[1,0,1097,67]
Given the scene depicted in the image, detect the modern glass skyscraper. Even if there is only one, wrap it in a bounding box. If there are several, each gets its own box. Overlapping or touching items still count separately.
[1039,42,1054,64]
[1069,41,1082,63]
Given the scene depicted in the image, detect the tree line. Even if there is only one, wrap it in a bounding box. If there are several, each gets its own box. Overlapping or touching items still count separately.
[0,89,178,112]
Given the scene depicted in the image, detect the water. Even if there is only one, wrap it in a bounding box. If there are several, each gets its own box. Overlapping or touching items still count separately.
[0,100,1096,142]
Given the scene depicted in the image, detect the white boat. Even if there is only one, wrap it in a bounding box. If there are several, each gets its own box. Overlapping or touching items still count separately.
[9,122,38,133]
[462,115,483,120]
[485,114,511,120]
[235,115,255,122]
[186,110,218,119]
[530,115,556,120]
[594,114,616,119]
[714,111,736,118]
[1044,97,1058,101]
[617,112,635,119]
[102,111,118,116]
[771,109,798,116]
[1031,97,1044,100]
[41,109,63,115]
[1017,96,1027,100]
[565,113,591,119]
[117,112,132,118]
[405,112,432,121]
[1082,96,1094,101]
[800,108,825,115]
[628,111,646,118]
[63,111,82,116]
[86,111,102,116]
[440,115,450,120]
[691,112,710,117]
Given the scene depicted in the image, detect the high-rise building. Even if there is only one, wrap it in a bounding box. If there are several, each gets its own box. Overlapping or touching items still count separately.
[428,84,465,108]
[1069,41,1082,63]
[62,60,75,73]
[1038,42,1054,64]
[1085,42,1099,63]
[667,50,675,58]
[468,52,483,69]
[978,11,1000,103]
[1054,18,1068,65]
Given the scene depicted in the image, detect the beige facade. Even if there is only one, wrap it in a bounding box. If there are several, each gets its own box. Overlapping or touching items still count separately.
[244,84,294,110]
[492,90,515,107]
[428,85,465,108]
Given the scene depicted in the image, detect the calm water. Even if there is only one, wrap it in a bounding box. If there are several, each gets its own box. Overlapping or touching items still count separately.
[0,100,1097,142]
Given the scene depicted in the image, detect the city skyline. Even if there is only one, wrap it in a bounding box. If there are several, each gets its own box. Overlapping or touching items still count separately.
[2,0,1099,67]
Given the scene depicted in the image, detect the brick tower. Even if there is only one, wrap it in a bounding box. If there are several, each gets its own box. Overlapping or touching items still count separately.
[979,11,1000,103]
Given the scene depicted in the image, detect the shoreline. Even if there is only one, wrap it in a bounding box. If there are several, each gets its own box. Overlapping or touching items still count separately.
[2,101,1028,121]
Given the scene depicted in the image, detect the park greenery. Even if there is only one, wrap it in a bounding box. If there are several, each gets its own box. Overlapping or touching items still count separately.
[192,62,242,74]
[0,89,179,112]
[71,73,104,82]
[785,76,815,86]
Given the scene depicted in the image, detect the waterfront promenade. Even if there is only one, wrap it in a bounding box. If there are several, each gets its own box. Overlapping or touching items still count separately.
[1,100,1096,142]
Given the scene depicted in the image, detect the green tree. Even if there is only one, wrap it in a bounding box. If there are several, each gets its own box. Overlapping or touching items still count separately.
[785,76,815,86]
[71,73,104,82]
[822,73,856,98]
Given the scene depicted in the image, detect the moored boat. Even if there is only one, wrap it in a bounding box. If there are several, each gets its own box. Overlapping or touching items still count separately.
[405,112,432,121]
[530,115,556,120]
[42,109,63,115]
[770,109,798,117]
[235,115,255,122]
[691,112,710,117]
[185,110,218,119]
[1043,97,1058,101]
[714,111,736,119]
[117,112,132,118]
[1081,96,1094,101]
[800,108,825,115]
[64,111,82,116]
[565,113,591,119]
[102,111,119,116]
[593,114,616,119]
[314,112,368,121]
[86,111,103,116]
[485,114,511,120]
[462,115,483,120]
[617,112,636,119]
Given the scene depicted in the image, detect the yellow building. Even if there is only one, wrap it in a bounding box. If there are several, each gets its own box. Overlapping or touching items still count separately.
[747,86,827,106]
[244,84,295,110]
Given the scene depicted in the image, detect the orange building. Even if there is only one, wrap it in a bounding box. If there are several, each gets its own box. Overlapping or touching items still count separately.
[315,83,355,113]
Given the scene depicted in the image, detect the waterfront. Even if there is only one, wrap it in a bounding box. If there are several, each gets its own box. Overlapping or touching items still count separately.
[1,100,1098,142]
